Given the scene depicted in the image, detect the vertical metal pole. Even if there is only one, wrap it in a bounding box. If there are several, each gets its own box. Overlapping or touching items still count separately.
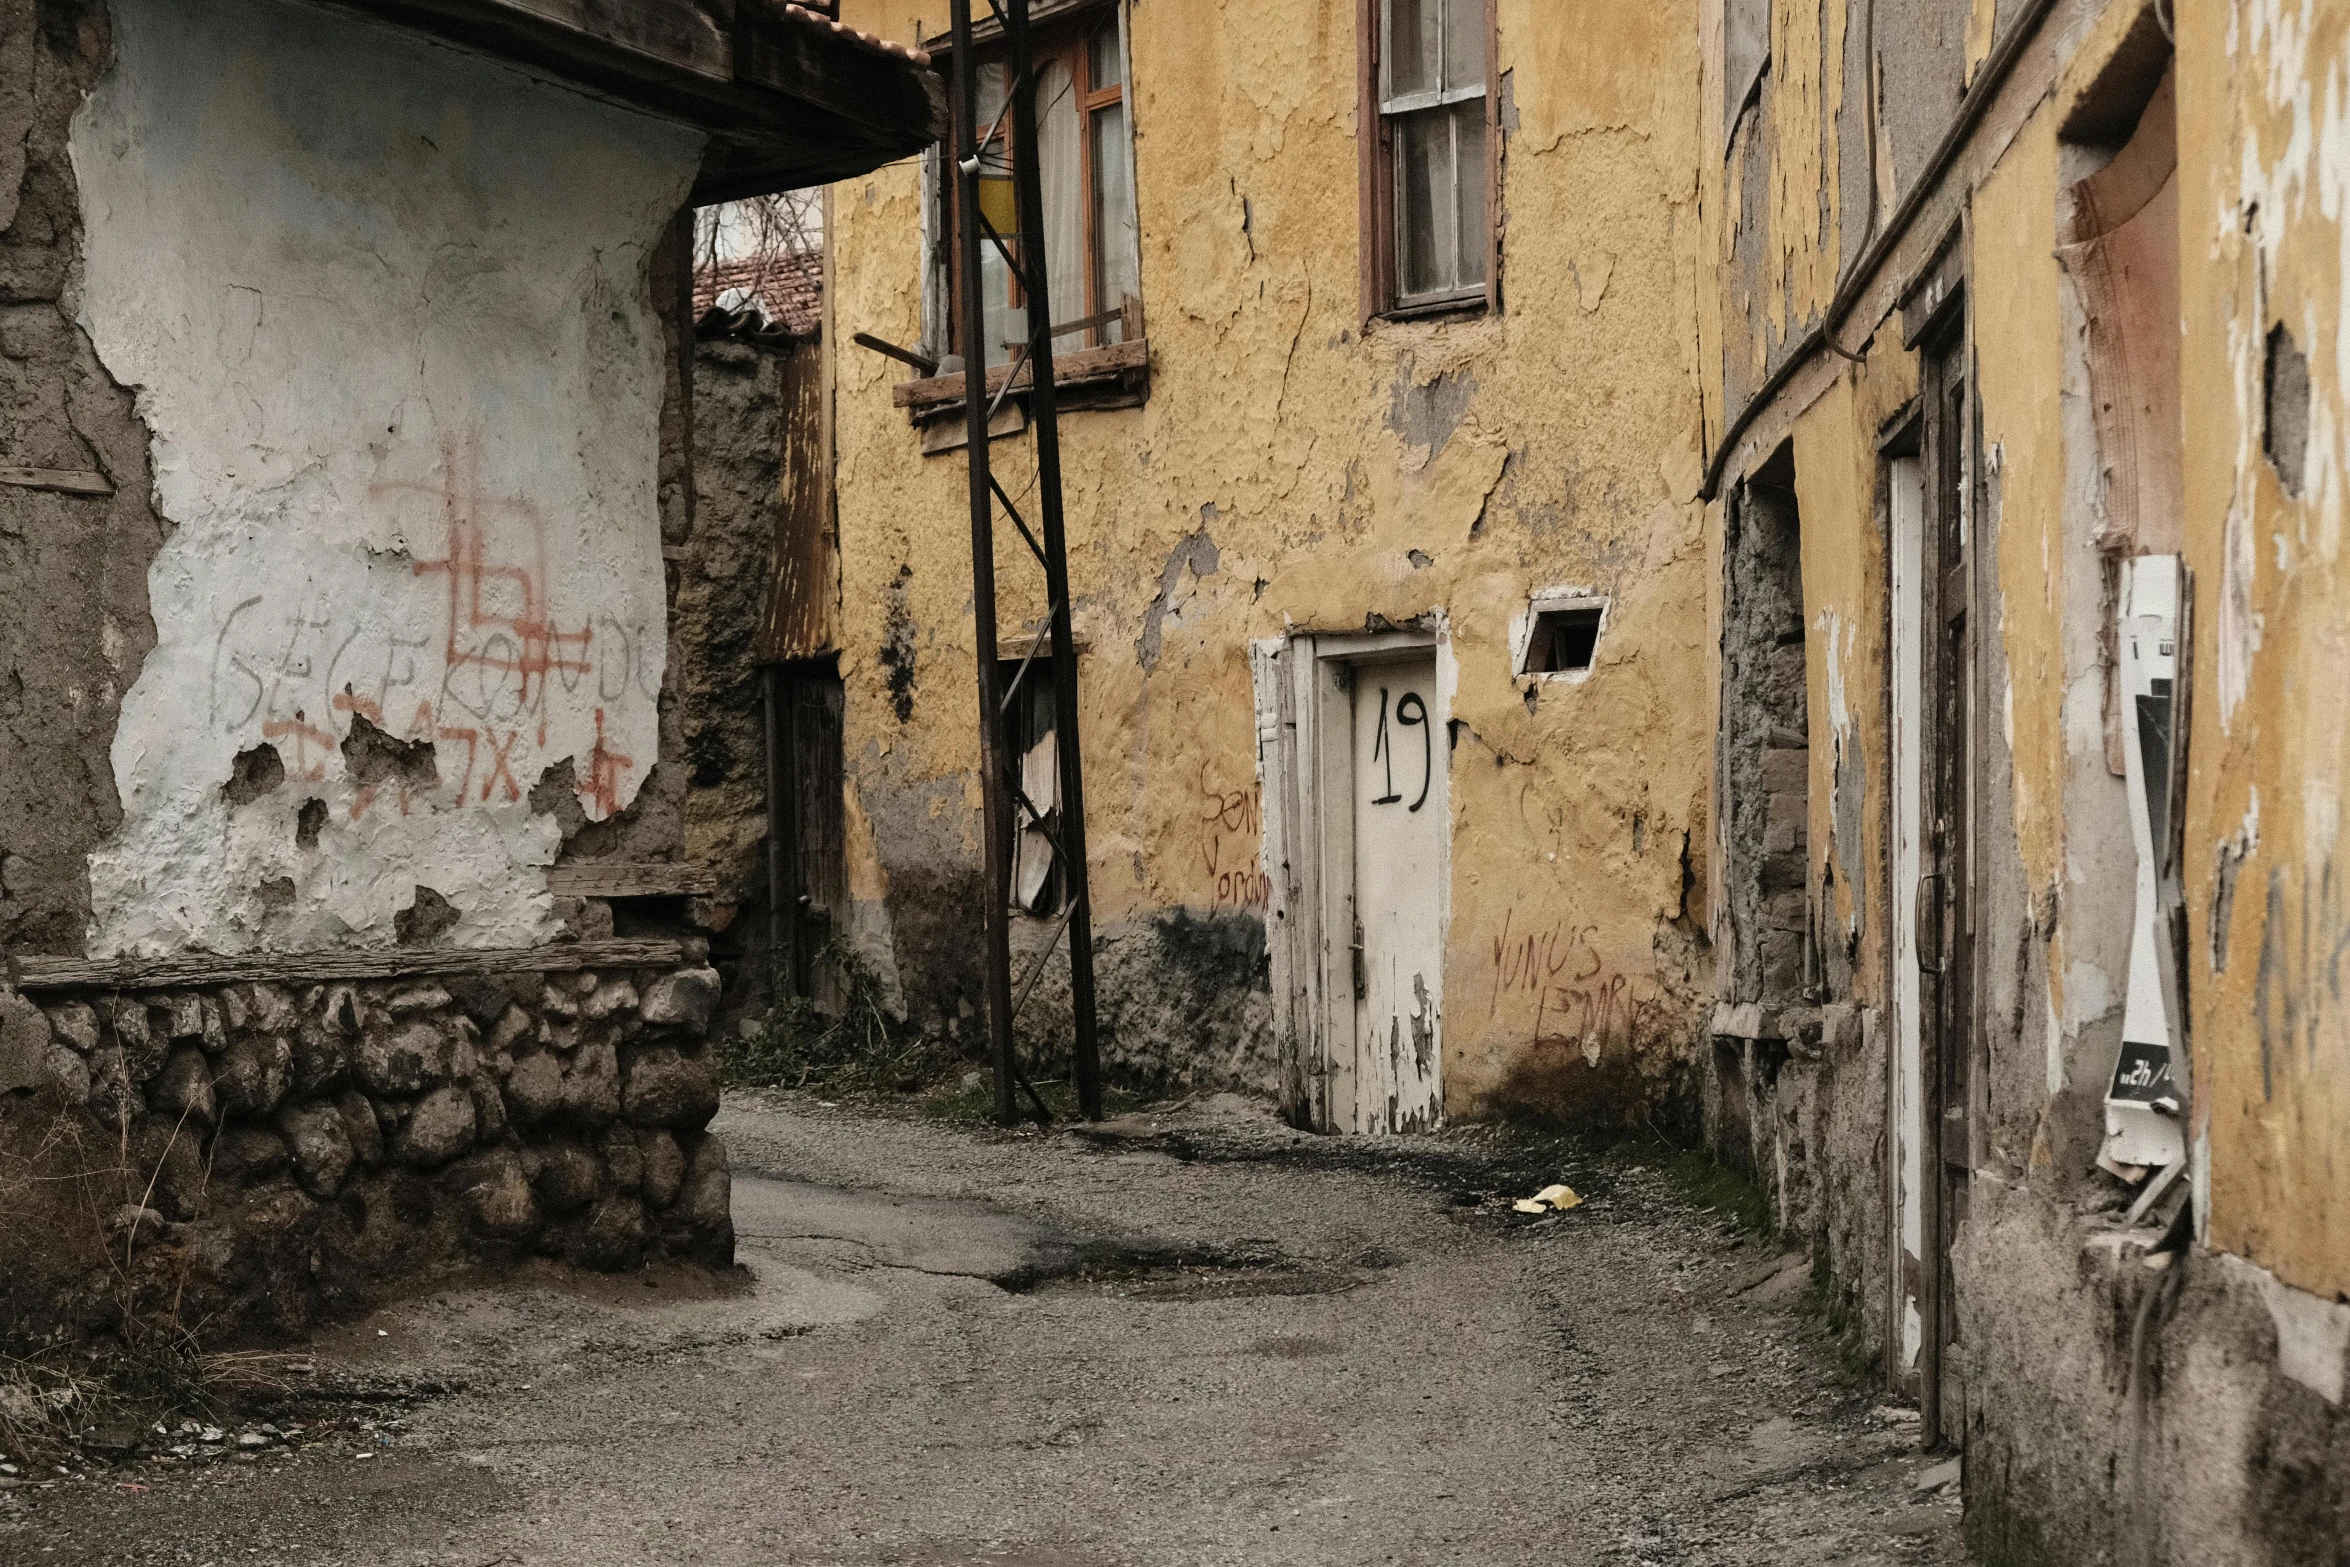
[1004,0,1103,1119]
[951,0,1020,1126]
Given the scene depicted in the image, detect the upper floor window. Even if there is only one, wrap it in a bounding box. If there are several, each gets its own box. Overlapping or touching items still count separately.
[1363,0,1493,316]
[945,8,1139,369]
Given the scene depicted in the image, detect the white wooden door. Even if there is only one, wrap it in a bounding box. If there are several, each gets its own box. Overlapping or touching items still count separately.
[1347,655,1444,1132]
[1887,452,1927,1379]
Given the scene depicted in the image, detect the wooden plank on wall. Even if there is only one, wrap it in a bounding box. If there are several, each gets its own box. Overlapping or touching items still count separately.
[889,338,1149,409]
[544,863,720,898]
[758,341,839,662]
[11,938,688,993]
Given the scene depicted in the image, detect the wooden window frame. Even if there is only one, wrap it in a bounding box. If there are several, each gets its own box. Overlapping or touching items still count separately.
[942,4,1133,362]
[1357,0,1501,322]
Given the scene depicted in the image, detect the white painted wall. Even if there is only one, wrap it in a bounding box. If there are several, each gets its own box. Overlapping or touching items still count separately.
[71,0,705,956]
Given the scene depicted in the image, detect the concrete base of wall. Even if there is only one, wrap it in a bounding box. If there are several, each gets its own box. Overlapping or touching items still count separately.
[992,906,1279,1099]
[1955,1181,2350,1567]
[0,962,734,1348]
[1702,1002,1893,1367]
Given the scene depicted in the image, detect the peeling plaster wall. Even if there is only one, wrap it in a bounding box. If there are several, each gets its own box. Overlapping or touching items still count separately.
[1701,0,2350,1556]
[2179,0,2350,1306]
[1703,0,1975,408]
[1701,0,2155,1312]
[830,0,1711,1115]
[66,0,703,958]
[0,0,166,958]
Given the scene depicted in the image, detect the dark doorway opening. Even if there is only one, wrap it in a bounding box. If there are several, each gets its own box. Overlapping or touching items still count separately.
[765,657,847,1009]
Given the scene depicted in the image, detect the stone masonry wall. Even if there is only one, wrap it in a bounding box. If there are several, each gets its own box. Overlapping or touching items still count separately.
[0,960,732,1346]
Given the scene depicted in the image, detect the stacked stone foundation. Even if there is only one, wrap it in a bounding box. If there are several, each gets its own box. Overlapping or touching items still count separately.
[0,957,733,1346]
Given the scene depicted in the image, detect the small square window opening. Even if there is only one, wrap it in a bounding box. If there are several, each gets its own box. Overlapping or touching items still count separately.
[1522,605,1604,675]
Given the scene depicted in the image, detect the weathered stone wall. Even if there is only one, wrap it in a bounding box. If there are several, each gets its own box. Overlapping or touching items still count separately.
[679,325,795,1023]
[0,961,731,1346]
[0,0,167,958]
[1718,471,1810,1009]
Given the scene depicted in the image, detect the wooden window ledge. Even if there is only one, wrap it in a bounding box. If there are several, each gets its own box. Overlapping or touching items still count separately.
[895,337,1149,418]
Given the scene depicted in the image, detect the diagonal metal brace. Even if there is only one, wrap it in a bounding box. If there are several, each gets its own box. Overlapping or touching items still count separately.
[991,476,1048,568]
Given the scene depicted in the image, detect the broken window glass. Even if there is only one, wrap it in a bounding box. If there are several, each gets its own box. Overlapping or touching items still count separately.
[999,657,1063,915]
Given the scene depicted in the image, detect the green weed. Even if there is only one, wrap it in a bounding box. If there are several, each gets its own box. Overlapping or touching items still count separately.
[1659,1142,1774,1234]
[722,943,958,1095]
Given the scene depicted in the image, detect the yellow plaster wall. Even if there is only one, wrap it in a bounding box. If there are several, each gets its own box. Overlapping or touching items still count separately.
[1970,113,2075,1002]
[1787,353,1919,1002]
[2177,0,2350,1300]
[1767,0,1841,342]
[825,0,1712,1116]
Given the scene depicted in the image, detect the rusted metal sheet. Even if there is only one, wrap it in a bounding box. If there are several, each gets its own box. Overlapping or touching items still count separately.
[755,343,837,663]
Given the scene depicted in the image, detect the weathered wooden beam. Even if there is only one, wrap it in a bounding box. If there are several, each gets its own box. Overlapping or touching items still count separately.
[10,938,687,993]
[892,338,1149,409]
[0,466,113,496]
[544,863,720,898]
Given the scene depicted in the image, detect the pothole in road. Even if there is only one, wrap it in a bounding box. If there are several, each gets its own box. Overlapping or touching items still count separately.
[1011,1256,1359,1302]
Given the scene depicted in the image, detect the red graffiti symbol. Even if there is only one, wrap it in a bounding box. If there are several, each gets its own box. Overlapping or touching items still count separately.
[381,439,591,715]
[577,708,633,818]
[437,726,480,802]
[481,728,523,804]
[262,713,335,782]
[331,688,384,726]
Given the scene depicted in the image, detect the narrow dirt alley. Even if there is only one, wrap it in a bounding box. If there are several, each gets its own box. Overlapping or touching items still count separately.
[4,1095,1965,1566]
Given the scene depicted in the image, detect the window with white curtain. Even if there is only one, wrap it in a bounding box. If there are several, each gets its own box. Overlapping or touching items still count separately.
[944,6,1138,370]
[1378,0,1489,309]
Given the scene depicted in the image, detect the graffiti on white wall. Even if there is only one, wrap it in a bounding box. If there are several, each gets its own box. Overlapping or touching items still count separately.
[71,0,703,957]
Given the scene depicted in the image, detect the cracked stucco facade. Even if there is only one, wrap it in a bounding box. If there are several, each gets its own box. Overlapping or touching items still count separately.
[825,0,1714,1113]
[1700,0,2350,1559]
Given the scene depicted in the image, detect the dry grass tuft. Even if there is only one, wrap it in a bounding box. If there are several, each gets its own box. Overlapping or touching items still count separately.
[0,1095,316,1471]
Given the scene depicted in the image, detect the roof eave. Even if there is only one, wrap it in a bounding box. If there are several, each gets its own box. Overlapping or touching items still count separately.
[313,0,944,199]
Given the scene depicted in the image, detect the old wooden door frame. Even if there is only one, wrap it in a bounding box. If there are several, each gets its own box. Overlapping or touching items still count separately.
[1882,426,1928,1393]
[1915,304,1977,1448]
[1254,627,1452,1133]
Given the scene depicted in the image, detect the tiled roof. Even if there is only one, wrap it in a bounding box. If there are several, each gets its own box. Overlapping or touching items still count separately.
[693,250,824,339]
[774,2,932,68]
